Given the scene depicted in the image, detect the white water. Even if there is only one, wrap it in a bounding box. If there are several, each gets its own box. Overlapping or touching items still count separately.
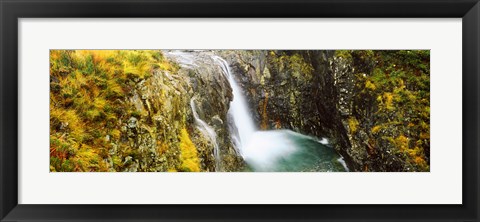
[337,157,350,172]
[213,56,256,157]
[212,56,348,172]
[319,138,329,145]
[190,97,221,171]
[165,51,348,172]
[242,130,300,171]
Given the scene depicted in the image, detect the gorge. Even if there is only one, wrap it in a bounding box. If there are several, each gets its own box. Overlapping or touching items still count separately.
[49,49,430,172]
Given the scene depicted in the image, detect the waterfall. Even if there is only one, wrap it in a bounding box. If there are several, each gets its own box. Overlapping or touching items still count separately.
[167,51,347,172]
[212,56,256,158]
[211,56,347,172]
[190,97,221,171]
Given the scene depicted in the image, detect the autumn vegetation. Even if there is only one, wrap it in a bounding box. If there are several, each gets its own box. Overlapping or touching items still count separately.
[50,49,430,172]
[336,50,430,171]
[50,50,200,172]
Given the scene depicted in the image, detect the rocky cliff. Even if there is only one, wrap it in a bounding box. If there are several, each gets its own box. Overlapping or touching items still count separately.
[50,49,429,172]
[50,50,243,172]
[221,50,430,172]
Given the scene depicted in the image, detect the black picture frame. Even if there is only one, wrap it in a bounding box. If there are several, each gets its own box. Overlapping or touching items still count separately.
[1,0,479,221]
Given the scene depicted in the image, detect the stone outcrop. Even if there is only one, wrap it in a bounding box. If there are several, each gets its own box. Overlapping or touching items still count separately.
[116,51,244,172]
[219,50,429,172]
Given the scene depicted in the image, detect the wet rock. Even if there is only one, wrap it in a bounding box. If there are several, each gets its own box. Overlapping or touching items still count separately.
[221,50,429,172]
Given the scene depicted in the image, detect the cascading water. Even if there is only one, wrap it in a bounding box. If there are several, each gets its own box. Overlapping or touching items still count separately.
[190,97,221,171]
[168,51,348,172]
[213,56,256,157]
[213,55,348,172]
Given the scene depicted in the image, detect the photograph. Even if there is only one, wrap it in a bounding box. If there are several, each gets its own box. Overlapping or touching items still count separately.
[49,49,430,172]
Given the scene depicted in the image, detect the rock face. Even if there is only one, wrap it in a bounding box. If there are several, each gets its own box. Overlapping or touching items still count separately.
[167,51,243,171]
[220,50,430,172]
[117,66,193,172]
[49,50,244,172]
[121,51,244,172]
[50,50,429,172]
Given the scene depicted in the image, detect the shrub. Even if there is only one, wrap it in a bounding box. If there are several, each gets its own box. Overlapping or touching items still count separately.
[50,50,174,171]
[178,128,200,172]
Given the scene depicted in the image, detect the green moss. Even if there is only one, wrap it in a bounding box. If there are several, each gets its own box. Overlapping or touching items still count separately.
[130,110,141,119]
[334,50,353,60]
[268,51,314,80]
[348,50,430,171]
